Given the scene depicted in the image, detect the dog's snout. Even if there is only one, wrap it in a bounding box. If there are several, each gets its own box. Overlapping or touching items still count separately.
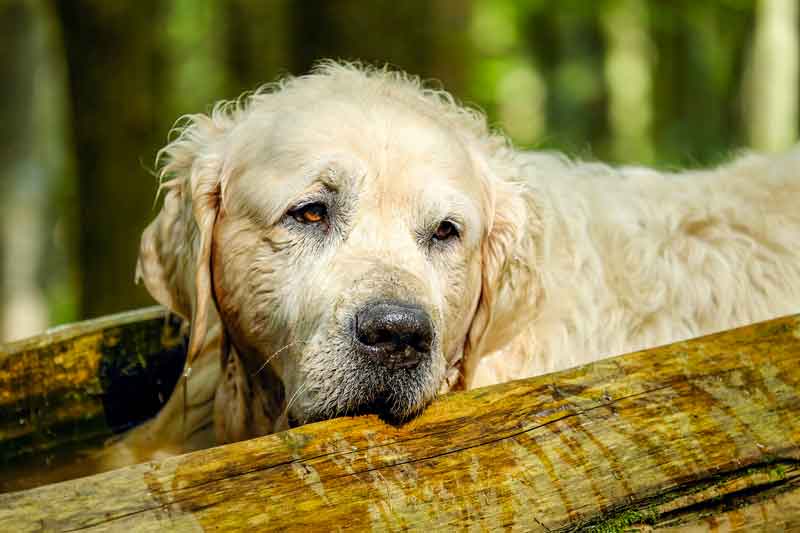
[353,301,433,369]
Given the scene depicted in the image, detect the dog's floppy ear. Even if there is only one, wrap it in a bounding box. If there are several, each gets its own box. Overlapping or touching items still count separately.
[461,149,540,388]
[137,113,229,368]
[138,107,283,445]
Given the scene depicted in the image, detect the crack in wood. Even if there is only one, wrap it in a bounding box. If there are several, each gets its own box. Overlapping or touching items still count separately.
[574,459,800,531]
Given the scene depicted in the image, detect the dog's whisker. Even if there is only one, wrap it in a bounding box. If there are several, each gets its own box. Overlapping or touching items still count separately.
[252,339,309,377]
[279,381,312,428]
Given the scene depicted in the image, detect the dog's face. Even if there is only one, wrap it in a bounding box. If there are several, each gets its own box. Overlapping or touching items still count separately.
[212,97,489,425]
[138,64,529,439]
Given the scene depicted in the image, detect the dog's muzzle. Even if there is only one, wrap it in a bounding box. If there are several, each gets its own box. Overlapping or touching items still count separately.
[352,300,433,370]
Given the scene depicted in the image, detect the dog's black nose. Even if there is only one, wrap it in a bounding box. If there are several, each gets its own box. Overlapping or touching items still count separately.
[353,301,433,369]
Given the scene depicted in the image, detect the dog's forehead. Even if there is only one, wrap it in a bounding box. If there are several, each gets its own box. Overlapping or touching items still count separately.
[233,96,486,214]
[277,98,472,169]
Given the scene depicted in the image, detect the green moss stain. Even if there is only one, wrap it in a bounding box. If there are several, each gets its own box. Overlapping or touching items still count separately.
[587,508,658,533]
[768,464,786,481]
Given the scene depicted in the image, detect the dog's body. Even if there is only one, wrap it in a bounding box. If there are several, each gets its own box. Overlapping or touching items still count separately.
[103,63,800,468]
[473,149,800,387]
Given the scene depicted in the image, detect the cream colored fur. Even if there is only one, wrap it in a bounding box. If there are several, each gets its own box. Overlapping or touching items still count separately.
[472,150,800,387]
[104,62,799,468]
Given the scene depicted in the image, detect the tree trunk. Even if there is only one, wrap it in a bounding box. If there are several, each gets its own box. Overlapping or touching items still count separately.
[224,0,291,94]
[54,1,170,320]
[601,0,655,164]
[744,0,799,152]
[0,1,77,341]
[288,0,472,96]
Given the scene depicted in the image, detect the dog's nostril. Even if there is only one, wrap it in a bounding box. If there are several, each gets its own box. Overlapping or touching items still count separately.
[354,301,433,368]
[358,325,394,347]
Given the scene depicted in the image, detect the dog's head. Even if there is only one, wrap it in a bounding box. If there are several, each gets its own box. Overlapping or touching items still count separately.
[138,63,534,440]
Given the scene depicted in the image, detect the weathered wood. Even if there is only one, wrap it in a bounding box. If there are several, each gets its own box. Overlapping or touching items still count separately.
[1,314,799,531]
[0,307,186,491]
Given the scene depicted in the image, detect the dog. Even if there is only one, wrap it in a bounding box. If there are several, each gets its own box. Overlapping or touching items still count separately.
[107,61,800,467]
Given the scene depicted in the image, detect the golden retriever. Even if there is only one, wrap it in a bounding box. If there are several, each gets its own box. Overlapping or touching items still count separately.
[110,61,800,466]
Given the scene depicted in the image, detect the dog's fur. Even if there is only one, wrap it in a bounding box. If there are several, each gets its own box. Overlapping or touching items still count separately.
[106,62,800,467]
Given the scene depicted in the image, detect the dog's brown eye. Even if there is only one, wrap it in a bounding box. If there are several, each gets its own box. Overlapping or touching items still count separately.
[433,220,459,241]
[290,203,327,224]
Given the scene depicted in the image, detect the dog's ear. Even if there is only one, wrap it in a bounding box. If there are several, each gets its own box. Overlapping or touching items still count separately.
[137,113,229,368]
[461,149,540,388]
[213,338,283,443]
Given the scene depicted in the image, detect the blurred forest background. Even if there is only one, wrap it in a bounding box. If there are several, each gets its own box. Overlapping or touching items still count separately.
[1,0,798,341]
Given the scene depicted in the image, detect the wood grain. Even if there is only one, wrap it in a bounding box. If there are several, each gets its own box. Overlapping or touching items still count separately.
[1,314,799,531]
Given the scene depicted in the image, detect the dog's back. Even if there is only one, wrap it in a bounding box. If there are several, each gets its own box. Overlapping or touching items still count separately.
[472,149,800,387]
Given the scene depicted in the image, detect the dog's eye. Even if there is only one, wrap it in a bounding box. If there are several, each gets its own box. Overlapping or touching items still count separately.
[289,203,327,225]
[433,220,459,241]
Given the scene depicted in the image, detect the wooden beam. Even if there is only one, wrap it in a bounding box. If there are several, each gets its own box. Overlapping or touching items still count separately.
[0,307,186,490]
[1,314,799,531]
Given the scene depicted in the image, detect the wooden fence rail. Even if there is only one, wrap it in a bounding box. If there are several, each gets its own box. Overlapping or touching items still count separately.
[0,307,186,492]
[1,311,799,531]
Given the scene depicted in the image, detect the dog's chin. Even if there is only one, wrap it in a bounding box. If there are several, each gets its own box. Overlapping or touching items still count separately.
[289,360,440,427]
[300,393,431,427]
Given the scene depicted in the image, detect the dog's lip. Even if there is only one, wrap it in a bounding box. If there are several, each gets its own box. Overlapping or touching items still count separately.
[300,394,428,426]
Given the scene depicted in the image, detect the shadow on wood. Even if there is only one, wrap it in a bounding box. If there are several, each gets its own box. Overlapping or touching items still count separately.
[1,311,799,531]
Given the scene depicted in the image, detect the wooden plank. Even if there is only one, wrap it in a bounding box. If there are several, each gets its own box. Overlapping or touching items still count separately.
[0,307,186,491]
[1,314,798,531]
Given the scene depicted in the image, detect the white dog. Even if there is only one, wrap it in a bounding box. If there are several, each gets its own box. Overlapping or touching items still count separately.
[114,61,800,466]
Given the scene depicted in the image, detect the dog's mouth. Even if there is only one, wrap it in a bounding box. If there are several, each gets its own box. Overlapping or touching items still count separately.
[347,395,431,425]
[297,393,430,427]
[284,360,437,428]
[287,414,302,429]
